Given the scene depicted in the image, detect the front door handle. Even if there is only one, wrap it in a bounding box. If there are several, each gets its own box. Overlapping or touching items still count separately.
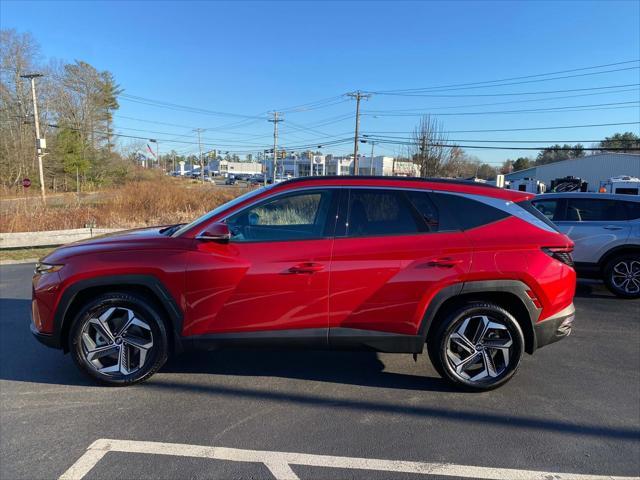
[426,257,463,268]
[603,225,623,231]
[288,262,325,274]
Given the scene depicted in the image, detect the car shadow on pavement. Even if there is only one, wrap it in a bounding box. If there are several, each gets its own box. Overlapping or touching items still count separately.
[0,297,454,392]
[162,349,459,393]
[0,299,96,387]
[574,280,620,300]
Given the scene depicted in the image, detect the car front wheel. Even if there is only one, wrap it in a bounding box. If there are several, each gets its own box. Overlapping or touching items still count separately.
[428,303,524,391]
[604,255,640,299]
[69,292,169,386]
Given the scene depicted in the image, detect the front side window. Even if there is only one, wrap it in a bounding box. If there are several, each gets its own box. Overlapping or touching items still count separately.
[226,190,333,242]
[566,198,627,222]
[345,189,426,237]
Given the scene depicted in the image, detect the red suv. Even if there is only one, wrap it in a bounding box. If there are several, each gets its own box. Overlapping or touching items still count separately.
[31,177,576,390]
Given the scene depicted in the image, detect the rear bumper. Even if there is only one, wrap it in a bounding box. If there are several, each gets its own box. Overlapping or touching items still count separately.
[535,303,575,349]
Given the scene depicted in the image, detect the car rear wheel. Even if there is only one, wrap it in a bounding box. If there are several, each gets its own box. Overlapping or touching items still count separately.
[69,292,168,386]
[604,254,640,299]
[428,303,524,391]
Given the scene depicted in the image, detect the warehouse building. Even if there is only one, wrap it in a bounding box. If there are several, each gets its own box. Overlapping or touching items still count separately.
[504,153,640,192]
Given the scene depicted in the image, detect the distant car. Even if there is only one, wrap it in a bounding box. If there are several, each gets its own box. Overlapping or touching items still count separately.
[532,193,640,298]
[225,175,237,185]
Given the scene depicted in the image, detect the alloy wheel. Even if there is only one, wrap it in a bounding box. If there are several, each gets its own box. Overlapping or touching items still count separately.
[611,260,640,295]
[80,307,153,376]
[445,315,513,382]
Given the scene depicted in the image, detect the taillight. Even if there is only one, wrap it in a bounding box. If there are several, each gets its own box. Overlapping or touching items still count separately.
[542,246,574,267]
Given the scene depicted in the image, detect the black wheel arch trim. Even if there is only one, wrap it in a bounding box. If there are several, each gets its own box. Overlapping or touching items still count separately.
[598,244,640,269]
[418,279,542,353]
[50,274,183,353]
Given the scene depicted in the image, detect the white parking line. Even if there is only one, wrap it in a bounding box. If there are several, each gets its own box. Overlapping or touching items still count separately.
[59,438,639,480]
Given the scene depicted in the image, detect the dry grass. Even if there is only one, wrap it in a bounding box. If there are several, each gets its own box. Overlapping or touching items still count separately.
[1,178,249,233]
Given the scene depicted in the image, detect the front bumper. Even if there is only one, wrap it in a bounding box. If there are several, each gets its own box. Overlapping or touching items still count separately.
[534,303,575,349]
[30,321,61,349]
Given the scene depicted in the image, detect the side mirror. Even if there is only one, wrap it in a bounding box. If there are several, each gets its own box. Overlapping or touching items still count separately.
[197,222,230,242]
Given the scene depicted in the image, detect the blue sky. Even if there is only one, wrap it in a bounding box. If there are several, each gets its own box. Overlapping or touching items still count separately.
[2,0,639,164]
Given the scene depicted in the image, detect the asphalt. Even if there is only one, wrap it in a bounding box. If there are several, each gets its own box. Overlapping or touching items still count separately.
[1,263,638,480]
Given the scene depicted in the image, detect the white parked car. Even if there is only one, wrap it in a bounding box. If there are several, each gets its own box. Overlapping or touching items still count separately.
[532,193,640,298]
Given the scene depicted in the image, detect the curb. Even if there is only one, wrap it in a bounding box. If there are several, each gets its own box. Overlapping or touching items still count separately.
[0,258,38,265]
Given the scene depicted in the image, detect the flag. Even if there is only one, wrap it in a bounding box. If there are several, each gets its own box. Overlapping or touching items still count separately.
[146,144,157,158]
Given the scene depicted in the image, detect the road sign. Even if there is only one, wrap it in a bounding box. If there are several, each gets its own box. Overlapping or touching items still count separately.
[22,178,31,188]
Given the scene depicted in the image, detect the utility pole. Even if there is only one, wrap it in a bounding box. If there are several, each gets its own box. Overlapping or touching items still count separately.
[268,112,283,184]
[21,73,46,201]
[194,129,205,183]
[347,91,370,175]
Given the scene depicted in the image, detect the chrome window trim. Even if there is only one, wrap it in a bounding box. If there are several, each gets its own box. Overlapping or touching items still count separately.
[197,184,555,238]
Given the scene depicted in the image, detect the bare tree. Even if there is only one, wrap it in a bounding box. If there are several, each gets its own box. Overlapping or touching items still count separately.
[411,115,455,178]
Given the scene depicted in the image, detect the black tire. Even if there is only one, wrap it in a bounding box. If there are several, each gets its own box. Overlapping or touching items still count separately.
[427,302,524,391]
[603,254,640,299]
[69,292,169,386]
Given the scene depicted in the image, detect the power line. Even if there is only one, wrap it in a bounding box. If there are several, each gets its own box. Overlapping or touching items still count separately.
[367,60,640,94]
[361,83,640,98]
[364,101,640,117]
[118,94,266,120]
[364,121,640,134]
[362,88,639,113]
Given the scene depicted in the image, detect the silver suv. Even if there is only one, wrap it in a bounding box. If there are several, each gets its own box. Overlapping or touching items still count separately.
[532,193,640,298]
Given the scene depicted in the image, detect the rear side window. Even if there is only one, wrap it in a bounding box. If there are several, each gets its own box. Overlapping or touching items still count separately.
[430,193,509,231]
[531,199,561,221]
[520,201,561,232]
[624,201,640,220]
[404,191,440,232]
[566,198,627,222]
[345,189,426,237]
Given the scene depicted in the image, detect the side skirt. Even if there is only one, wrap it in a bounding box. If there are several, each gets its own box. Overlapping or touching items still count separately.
[181,328,424,354]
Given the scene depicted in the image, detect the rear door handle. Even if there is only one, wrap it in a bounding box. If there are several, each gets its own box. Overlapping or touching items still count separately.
[603,225,623,230]
[426,257,463,268]
[288,262,325,274]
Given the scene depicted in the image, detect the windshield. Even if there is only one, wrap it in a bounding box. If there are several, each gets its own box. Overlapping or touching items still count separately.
[171,185,273,237]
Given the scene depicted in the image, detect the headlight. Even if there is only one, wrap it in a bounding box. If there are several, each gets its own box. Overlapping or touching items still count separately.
[34,263,64,275]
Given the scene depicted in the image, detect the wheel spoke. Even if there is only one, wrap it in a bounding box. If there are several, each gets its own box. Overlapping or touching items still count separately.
[86,344,119,362]
[119,344,129,375]
[448,351,481,375]
[115,309,136,337]
[471,316,491,344]
[450,332,475,354]
[123,335,152,351]
[89,308,116,342]
[614,262,630,275]
[482,350,498,377]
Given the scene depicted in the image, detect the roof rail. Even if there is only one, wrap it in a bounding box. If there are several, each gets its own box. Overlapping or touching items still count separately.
[278,175,501,189]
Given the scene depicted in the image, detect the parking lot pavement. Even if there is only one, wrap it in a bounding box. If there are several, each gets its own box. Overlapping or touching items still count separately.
[1,263,639,480]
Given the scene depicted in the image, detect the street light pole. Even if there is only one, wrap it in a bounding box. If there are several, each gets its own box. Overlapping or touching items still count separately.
[21,73,45,201]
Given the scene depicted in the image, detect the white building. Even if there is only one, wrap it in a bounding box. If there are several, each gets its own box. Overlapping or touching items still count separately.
[504,153,640,192]
[266,154,418,178]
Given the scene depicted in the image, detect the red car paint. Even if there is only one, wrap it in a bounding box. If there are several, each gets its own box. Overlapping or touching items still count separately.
[33,177,575,348]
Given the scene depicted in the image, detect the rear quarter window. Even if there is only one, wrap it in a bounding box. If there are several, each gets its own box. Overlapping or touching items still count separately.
[430,193,509,231]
